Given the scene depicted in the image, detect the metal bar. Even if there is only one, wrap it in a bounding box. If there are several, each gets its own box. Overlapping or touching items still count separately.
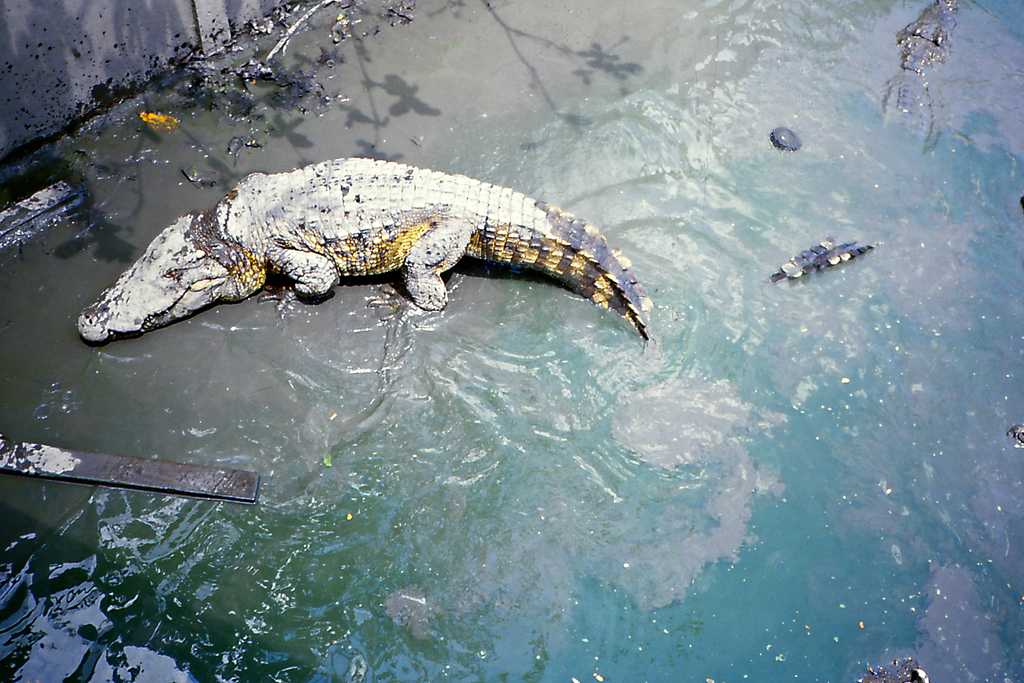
[0,434,259,504]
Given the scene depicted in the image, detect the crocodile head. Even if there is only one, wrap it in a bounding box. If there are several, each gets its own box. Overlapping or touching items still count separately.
[78,212,266,343]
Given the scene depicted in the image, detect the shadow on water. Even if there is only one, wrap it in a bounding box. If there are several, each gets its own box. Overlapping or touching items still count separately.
[266,112,316,170]
[376,74,442,117]
[50,205,137,264]
[479,0,643,123]
[49,140,153,264]
[335,36,448,160]
[573,40,644,88]
[427,0,469,18]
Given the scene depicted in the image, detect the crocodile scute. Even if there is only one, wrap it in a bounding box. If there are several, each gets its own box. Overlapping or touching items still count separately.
[77,158,652,343]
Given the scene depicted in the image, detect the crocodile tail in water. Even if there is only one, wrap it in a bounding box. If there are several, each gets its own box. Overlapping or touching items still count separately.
[466,201,652,340]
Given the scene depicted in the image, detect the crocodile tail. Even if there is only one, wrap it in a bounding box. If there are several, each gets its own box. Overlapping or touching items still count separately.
[466,201,652,340]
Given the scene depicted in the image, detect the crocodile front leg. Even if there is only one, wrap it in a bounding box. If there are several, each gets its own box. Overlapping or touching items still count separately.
[267,247,339,299]
[402,218,474,311]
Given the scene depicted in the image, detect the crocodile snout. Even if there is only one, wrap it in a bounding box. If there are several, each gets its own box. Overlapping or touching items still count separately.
[77,303,113,343]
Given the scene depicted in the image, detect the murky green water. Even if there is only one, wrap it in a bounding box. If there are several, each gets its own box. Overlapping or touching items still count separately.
[3,0,1024,680]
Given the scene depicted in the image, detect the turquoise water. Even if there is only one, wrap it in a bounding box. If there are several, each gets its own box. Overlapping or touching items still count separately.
[2,0,1024,680]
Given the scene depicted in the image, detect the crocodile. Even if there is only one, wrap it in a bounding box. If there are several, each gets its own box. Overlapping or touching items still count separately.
[882,0,958,143]
[769,237,873,283]
[77,158,652,343]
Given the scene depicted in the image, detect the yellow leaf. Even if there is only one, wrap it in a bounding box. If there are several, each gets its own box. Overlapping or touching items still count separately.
[346,512,353,521]
[139,111,179,132]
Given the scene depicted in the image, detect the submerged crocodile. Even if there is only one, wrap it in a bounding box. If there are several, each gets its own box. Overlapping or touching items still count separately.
[769,237,873,283]
[882,0,958,143]
[78,158,651,342]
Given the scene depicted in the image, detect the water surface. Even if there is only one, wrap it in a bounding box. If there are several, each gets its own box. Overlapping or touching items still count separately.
[2,0,1023,680]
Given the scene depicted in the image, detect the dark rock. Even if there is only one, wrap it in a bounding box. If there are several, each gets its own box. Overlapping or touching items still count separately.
[1007,424,1024,448]
[860,657,929,683]
[770,127,801,151]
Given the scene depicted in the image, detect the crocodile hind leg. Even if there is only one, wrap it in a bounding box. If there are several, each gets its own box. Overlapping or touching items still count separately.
[402,218,475,311]
[267,247,339,299]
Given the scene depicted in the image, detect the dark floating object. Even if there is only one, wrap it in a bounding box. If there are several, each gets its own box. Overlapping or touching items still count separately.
[1008,424,1024,448]
[770,126,801,151]
[770,237,874,283]
[180,167,218,188]
[0,433,259,504]
[860,657,929,683]
[1019,195,1023,214]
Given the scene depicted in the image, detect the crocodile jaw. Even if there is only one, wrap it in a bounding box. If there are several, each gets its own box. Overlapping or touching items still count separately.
[77,216,258,343]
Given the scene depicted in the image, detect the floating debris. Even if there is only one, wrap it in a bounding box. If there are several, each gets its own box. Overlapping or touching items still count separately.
[318,46,343,67]
[384,587,434,639]
[265,0,345,63]
[246,17,276,36]
[769,237,874,283]
[226,135,264,160]
[770,126,801,151]
[860,657,929,683]
[346,653,368,683]
[180,167,218,188]
[139,111,180,132]
[1007,424,1024,448]
[332,10,353,42]
[0,181,84,252]
[387,2,416,26]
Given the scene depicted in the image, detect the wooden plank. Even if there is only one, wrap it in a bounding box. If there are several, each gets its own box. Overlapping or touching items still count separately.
[0,434,259,504]
[0,181,84,252]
